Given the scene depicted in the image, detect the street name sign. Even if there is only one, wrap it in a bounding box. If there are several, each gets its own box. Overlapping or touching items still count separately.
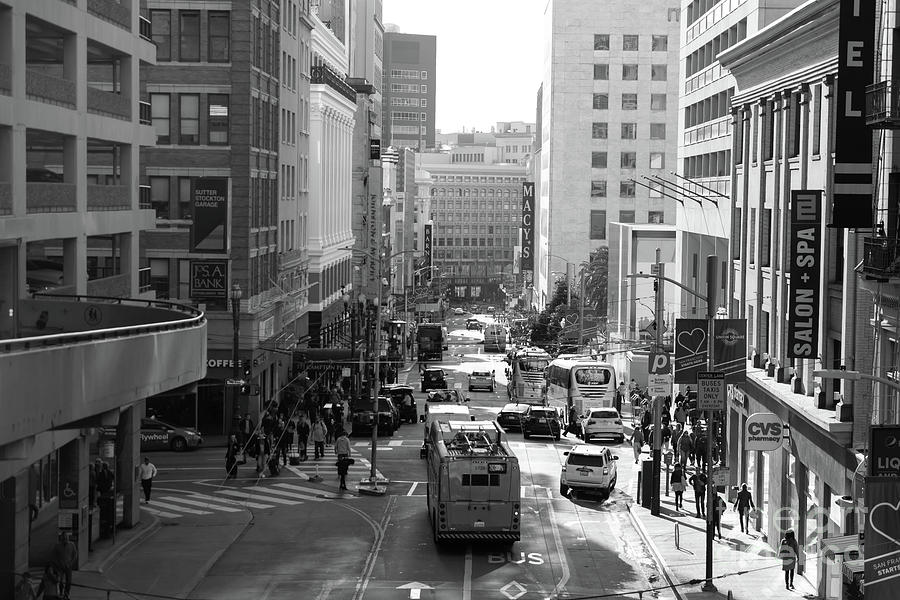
[697,371,725,411]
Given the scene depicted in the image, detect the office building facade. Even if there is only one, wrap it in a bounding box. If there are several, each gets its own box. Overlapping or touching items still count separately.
[382,30,436,150]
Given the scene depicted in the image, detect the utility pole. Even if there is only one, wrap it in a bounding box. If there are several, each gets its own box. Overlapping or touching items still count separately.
[651,248,663,516]
[703,254,718,592]
[578,272,585,351]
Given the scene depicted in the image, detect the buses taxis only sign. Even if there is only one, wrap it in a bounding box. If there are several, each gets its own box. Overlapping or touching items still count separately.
[697,371,725,411]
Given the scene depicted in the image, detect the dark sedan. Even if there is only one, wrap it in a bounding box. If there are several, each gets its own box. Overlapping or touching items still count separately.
[522,406,564,441]
[496,402,530,432]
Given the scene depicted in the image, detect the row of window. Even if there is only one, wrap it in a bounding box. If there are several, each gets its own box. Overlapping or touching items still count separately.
[591,151,667,170]
[593,34,669,52]
[591,122,667,140]
[686,0,723,25]
[432,237,516,247]
[251,14,280,77]
[682,149,730,178]
[593,93,667,111]
[431,224,518,236]
[434,249,513,260]
[684,88,734,129]
[435,213,518,223]
[391,83,428,93]
[432,188,519,199]
[280,0,311,38]
[390,97,427,107]
[733,85,823,166]
[685,19,747,77]
[392,111,428,121]
[589,210,666,240]
[392,125,427,135]
[503,145,531,153]
[433,175,525,183]
[590,180,664,199]
[151,93,229,146]
[390,69,428,79]
[593,64,668,81]
[150,10,231,63]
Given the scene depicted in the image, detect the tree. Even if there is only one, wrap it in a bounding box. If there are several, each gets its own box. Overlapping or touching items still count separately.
[582,247,609,316]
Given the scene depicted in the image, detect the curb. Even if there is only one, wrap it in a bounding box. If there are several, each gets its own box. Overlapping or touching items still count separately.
[182,511,253,598]
[626,503,688,600]
[86,514,162,574]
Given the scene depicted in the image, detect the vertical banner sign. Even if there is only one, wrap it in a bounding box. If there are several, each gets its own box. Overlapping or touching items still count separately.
[423,223,433,282]
[832,0,875,227]
[869,425,900,476]
[865,477,900,599]
[712,318,747,383]
[190,260,228,300]
[368,193,378,282]
[521,182,535,271]
[190,178,228,253]
[674,318,708,384]
[788,191,822,358]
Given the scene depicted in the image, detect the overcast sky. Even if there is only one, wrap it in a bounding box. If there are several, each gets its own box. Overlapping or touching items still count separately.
[382,0,546,134]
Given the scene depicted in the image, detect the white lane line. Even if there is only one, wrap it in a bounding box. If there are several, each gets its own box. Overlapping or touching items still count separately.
[157,496,242,512]
[407,482,419,496]
[215,489,303,505]
[269,483,330,501]
[187,492,273,510]
[141,505,181,518]
[143,500,212,515]
[388,440,404,447]
[243,485,325,502]
[546,493,571,596]
[463,544,473,600]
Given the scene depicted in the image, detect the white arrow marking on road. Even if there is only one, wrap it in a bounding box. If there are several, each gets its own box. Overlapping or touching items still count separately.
[397,582,434,599]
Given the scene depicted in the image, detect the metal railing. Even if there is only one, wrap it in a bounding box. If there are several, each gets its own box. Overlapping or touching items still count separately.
[866,80,900,127]
[139,100,152,125]
[139,15,152,42]
[311,65,357,103]
[863,236,900,277]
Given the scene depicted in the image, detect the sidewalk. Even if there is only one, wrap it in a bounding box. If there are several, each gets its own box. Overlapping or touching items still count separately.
[627,469,818,600]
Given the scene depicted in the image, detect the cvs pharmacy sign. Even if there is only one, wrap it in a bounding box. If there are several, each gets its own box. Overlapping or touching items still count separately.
[745,412,785,452]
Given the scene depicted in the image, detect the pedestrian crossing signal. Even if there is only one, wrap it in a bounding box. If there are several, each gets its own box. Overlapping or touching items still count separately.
[240,384,260,396]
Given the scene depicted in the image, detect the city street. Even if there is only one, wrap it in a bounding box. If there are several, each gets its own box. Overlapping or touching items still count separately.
[98,314,670,600]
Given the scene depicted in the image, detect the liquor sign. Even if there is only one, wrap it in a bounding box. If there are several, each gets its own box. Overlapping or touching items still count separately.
[712,319,747,383]
[864,477,900,598]
[745,412,784,452]
[832,0,875,228]
[190,177,228,253]
[190,260,228,300]
[423,223,433,282]
[788,191,822,358]
[521,182,535,271]
[870,425,900,477]
[674,319,708,384]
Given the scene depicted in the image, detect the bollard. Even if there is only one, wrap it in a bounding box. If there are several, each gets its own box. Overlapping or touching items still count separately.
[675,522,680,550]
[727,591,733,600]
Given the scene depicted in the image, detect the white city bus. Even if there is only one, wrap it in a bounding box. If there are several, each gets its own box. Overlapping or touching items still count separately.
[482,323,508,352]
[544,357,618,419]
[507,346,552,402]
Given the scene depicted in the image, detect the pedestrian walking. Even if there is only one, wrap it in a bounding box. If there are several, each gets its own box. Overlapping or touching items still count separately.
[695,431,708,471]
[136,457,157,504]
[36,565,61,600]
[50,532,76,599]
[688,471,707,518]
[779,529,800,590]
[629,427,644,464]
[713,492,727,539]
[674,401,686,426]
[334,429,352,490]
[311,418,327,459]
[670,463,685,510]
[298,415,310,461]
[239,412,254,447]
[255,435,270,476]
[225,434,240,479]
[733,483,755,533]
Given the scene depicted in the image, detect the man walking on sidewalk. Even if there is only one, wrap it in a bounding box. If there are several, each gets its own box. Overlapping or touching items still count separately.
[137,457,157,504]
[688,470,707,518]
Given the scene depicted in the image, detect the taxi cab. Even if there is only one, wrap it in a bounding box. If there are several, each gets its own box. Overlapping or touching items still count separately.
[140,418,203,452]
[559,444,618,497]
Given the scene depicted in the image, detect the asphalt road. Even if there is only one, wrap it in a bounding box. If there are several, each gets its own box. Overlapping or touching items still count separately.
[136,314,667,600]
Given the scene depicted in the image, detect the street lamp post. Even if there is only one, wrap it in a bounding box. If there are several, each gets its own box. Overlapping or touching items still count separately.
[230,283,242,432]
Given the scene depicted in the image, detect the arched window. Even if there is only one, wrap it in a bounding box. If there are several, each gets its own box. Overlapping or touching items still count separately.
[488,189,495,197]
[464,189,470,197]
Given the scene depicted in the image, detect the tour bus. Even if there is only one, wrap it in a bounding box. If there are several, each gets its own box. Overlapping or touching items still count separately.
[482,323,508,352]
[506,346,552,402]
[416,323,444,361]
[544,356,618,421]
[424,420,521,542]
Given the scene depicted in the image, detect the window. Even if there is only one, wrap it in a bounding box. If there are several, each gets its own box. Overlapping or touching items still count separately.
[749,207,757,263]
[590,210,606,240]
[178,177,193,219]
[764,101,775,160]
[591,180,607,197]
[421,99,427,107]
[649,181,663,197]
[650,123,666,139]
[619,210,636,223]
[651,64,667,80]
[421,84,428,93]
[151,94,170,144]
[149,176,170,219]
[593,64,609,80]
[591,152,607,168]
[622,64,638,80]
[651,94,667,111]
[208,12,231,62]
[150,10,172,61]
[623,34,639,50]
[594,34,610,50]
[621,123,637,139]
[421,70,428,79]
[592,122,608,139]
[622,94,637,110]
[208,94,229,145]
[760,208,772,267]
[593,93,608,110]
[649,152,665,169]
[620,181,636,197]
[648,210,664,224]
[621,152,636,168]
[651,35,668,51]
[179,94,199,145]
[812,84,822,155]
[179,11,200,61]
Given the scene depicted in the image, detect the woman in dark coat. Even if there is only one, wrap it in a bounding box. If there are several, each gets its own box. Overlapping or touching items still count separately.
[779,529,800,590]
[225,434,240,479]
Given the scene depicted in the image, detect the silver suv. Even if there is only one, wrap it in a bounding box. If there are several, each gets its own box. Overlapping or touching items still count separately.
[559,444,618,497]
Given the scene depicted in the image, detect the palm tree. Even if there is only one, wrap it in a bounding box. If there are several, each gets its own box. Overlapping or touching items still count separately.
[581,247,608,316]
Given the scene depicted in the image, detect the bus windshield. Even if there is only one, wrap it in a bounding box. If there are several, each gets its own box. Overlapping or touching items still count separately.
[519,359,549,372]
[574,367,612,385]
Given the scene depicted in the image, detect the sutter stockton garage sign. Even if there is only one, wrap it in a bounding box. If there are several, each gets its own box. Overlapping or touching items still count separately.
[787,190,821,359]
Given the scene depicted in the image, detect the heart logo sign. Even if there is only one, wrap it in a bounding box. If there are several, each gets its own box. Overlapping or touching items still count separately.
[870,500,900,550]
[677,328,706,356]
